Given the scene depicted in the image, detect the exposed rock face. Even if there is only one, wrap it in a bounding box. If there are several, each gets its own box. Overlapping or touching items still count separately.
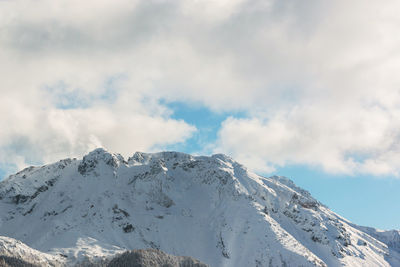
[0,149,399,267]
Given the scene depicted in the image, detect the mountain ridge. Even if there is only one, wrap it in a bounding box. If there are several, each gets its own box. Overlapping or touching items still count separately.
[0,148,399,266]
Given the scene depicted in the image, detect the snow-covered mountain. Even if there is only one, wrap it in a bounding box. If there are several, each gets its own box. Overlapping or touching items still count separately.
[0,148,399,266]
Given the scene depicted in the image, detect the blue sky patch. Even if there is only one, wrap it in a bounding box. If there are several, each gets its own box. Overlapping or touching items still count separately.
[158,100,247,154]
[274,164,400,230]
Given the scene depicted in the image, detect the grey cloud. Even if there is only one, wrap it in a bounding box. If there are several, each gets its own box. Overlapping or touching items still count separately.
[1,0,400,176]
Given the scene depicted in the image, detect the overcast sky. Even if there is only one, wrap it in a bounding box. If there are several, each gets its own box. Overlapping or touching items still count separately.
[1,0,400,228]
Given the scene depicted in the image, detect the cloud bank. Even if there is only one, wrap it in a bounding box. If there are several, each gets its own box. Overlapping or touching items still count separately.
[1,0,400,176]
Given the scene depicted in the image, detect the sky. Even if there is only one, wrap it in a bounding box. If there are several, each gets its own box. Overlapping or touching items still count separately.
[0,0,400,230]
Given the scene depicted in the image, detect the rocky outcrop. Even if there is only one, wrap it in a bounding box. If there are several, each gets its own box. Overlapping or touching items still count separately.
[0,245,207,267]
[107,249,208,267]
[0,255,39,267]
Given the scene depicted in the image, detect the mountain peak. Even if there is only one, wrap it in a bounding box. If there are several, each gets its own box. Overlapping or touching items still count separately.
[82,147,123,162]
[0,150,399,267]
[78,148,125,176]
[128,151,194,165]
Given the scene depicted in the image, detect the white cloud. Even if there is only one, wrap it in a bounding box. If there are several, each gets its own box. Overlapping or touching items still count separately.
[1,0,400,176]
[209,0,400,176]
[0,92,196,171]
[216,104,400,175]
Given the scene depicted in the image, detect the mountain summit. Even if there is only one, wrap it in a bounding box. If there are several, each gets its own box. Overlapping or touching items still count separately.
[0,149,399,266]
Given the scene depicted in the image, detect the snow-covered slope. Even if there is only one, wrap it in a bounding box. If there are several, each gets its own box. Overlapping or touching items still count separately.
[0,236,63,266]
[0,148,399,266]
